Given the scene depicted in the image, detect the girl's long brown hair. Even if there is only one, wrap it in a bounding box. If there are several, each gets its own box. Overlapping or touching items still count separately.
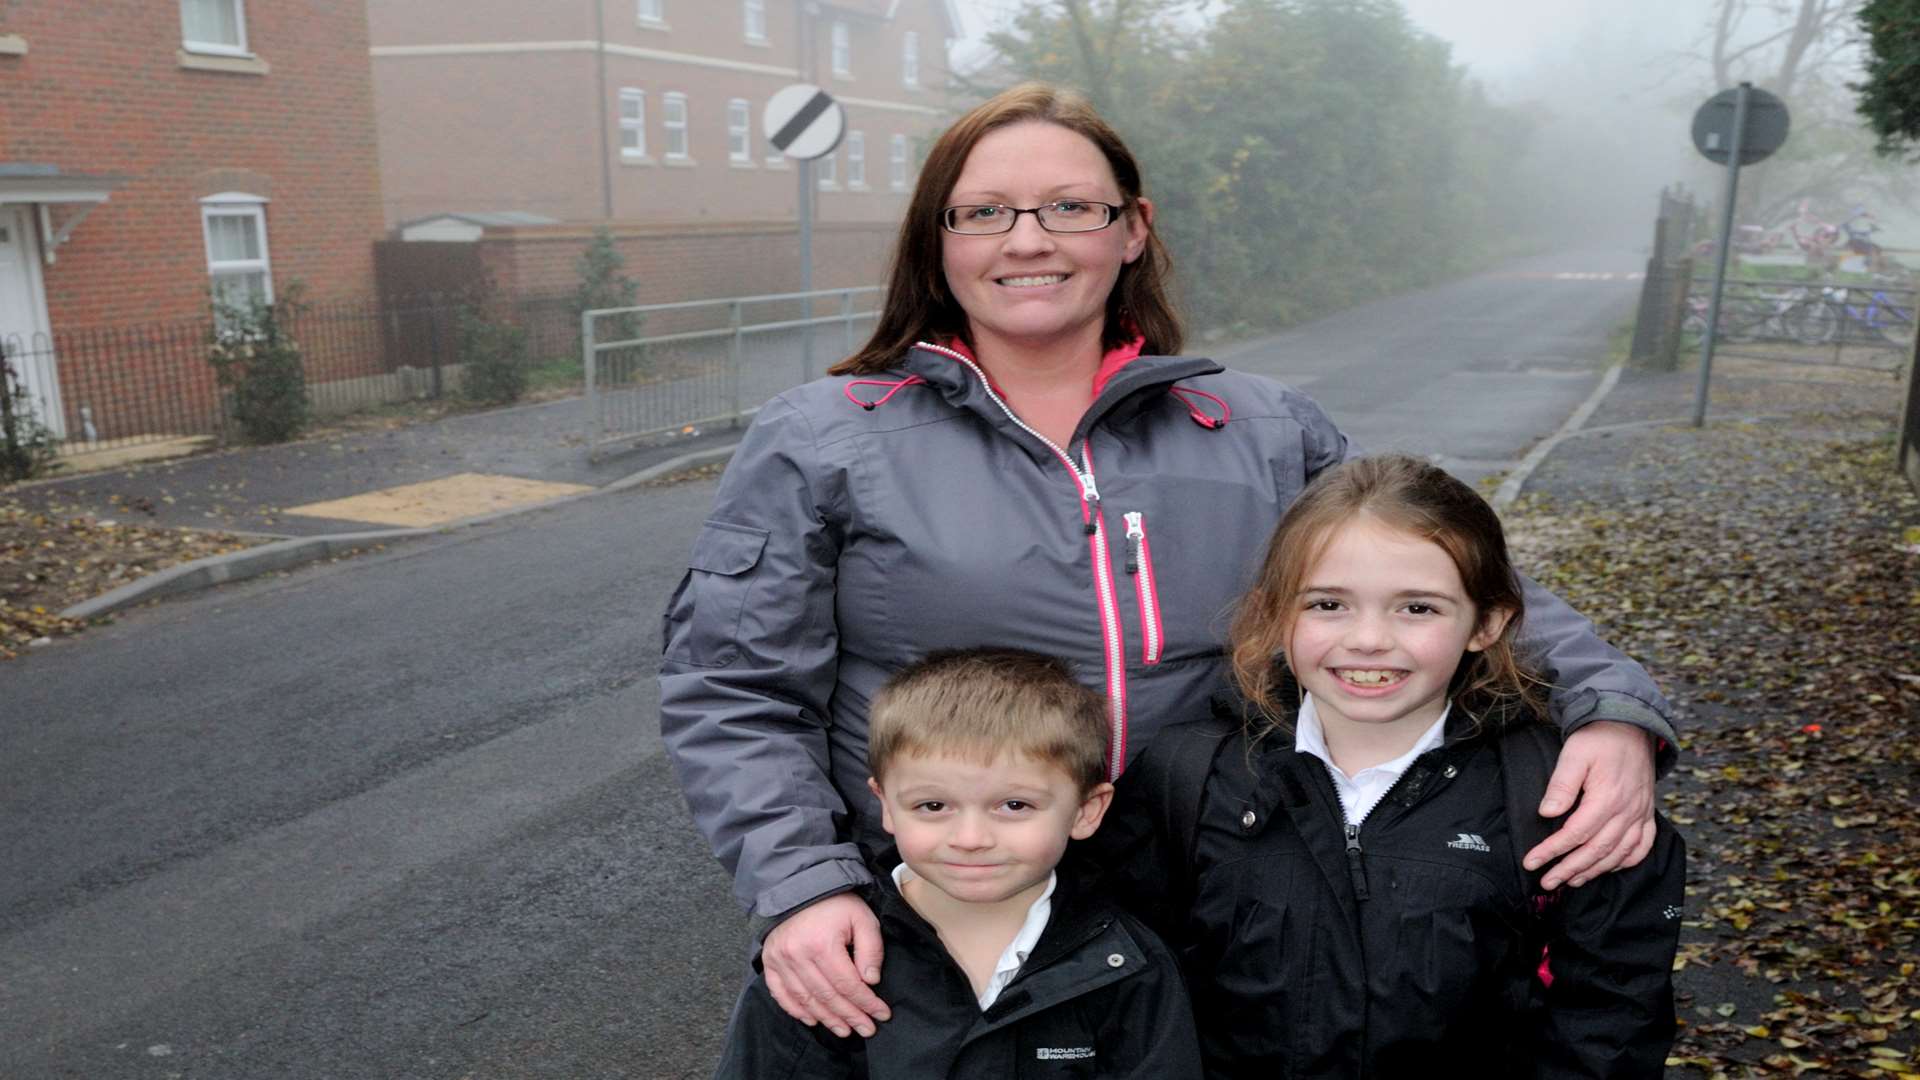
[830,83,1181,376]
[1228,455,1548,736]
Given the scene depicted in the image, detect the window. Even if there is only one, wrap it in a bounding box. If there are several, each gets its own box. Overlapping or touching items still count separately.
[636,0,664,24]
[890,134,908,191]
[743,0,766,43]
[181,0,248,55]
[817,147,837,188]
[831,20,850,76]
[847,131,865,188]
[201,196,272,319]
[727,98,752,163]
[620,88,647,159]
[663,92,689,160]
[902,31,919,88]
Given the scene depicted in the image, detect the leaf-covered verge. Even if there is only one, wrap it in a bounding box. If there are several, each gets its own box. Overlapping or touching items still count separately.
[1507,394,1919,1077]
[0,496,262,660]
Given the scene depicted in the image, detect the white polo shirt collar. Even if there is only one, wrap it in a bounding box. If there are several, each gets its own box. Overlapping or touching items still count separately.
[892,862,1056,1010]
[1293,692,1450,826]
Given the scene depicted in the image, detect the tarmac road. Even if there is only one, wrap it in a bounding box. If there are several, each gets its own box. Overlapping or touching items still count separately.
[0,249,1646,1078]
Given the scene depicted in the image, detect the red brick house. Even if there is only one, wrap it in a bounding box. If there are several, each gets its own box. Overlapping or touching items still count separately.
[0,0,386,442]
[367,0,958,302]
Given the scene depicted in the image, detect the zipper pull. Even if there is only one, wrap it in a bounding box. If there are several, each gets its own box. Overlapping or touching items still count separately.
[1344,822,1371,901]
[1081,476,1101,536]
[1123,511,1143,574]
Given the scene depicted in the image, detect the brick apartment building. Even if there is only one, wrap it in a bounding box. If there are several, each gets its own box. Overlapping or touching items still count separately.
[367,0,958,303]
[0,0,386,441]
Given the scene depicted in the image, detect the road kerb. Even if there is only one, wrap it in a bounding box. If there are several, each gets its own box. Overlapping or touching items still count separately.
[58,443,745,621]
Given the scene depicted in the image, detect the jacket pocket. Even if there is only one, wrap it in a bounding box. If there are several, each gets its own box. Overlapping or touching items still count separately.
[662,520,770,668]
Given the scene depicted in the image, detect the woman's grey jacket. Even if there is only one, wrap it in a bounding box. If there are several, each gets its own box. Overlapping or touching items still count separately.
[658,343,1677,928]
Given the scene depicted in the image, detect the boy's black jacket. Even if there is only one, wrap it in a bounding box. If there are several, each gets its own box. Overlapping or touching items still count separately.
[1088,680,1686,1079]
[711,854,1204,1079]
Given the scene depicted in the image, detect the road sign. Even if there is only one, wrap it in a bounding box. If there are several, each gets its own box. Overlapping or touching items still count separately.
[1692,86,1790,165]
[763,84,844,161]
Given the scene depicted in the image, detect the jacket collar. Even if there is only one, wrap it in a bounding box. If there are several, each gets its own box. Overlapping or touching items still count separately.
[867,850,1135,1029]
[899,341,1223,446]
[1209,662,1507,838]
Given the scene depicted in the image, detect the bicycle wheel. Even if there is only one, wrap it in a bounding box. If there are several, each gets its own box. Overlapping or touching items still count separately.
[1793,300,1839,344]
[1875,302,1914,345]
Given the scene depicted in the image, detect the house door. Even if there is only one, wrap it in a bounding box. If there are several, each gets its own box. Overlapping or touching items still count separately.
[0,204,65,439]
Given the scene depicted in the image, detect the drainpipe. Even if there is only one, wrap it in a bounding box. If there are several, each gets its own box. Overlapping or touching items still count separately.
[595,0,613,220]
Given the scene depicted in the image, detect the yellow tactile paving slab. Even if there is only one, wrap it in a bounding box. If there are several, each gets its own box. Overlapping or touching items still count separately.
[286,473,594,528]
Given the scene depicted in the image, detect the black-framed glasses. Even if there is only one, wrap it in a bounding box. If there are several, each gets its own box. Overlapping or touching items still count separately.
[940,201,1126,235]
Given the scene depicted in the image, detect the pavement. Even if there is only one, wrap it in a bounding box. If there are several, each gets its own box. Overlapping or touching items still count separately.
[12,394,747,618]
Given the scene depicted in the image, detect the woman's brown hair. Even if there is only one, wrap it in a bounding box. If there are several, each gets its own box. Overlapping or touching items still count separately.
[829,82,1182,376]
[1228,454,1547,736]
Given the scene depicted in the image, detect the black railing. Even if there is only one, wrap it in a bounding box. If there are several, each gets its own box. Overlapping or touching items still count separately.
[0,293,581,456]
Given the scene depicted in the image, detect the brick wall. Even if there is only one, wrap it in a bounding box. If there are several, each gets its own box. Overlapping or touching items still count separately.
[368,0,949,230]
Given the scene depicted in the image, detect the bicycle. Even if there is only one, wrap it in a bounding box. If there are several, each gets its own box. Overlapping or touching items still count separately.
[1682,283,1821,344]
[1796,283,1916,346]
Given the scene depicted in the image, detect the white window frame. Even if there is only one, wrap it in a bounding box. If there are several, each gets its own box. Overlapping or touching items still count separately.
[663,92,690,161]
[902,31,919,88]
[847,130,866,188]
[636,0,665,26]
[619,88,648,160]
[889,134,909,191]
[817,147,837,188]
[181,0,250,57]
[831,20,850,76]
[743,0,767,43]
[200,194,273,319]
[727,98,753,164]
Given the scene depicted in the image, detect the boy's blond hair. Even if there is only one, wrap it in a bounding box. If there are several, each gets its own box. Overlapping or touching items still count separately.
[868,649,1109,795]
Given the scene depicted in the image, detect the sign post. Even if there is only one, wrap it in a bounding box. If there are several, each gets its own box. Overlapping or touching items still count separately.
[764,84,845,381]
[1688,83,1790,426]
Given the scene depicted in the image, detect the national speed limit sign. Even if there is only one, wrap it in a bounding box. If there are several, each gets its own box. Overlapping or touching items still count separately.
[763,83,845,161]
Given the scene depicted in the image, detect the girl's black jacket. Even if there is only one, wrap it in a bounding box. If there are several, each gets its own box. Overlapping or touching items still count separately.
[1090,687,1686,1079]
[711,855,1204,1079]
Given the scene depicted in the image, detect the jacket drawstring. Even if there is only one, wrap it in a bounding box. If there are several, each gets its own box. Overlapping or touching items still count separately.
[1169,386,1230,429]
[843,375,927,410]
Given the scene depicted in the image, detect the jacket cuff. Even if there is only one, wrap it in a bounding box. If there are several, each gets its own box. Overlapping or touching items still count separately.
[746,859,875,946]
[1561,690,1680,777]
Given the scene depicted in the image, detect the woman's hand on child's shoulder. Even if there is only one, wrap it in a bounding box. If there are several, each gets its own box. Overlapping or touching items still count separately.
[761,892,892,1039]
[1523,720,1658,890]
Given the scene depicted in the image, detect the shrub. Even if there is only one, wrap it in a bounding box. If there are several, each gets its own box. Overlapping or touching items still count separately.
[456,305,530,406]
[0,352,57,482]
[570,227,642,347]
[207,285,310,444]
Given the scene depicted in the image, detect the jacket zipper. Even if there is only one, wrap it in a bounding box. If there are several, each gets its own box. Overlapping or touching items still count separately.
[1122,511,1163,665]
[1316,749,1458,905]
[913,342,1128,779]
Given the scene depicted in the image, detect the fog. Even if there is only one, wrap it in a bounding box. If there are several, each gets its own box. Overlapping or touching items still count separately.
[949,0,1913,251]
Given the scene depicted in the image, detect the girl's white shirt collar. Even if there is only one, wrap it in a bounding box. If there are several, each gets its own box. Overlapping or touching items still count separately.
[1293,692,1451,826]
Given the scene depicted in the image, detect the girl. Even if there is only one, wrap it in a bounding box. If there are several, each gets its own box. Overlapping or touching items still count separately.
[1100,454,1686,1077]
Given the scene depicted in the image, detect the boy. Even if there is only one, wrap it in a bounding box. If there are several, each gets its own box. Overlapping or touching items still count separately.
[712,648,1203,1079]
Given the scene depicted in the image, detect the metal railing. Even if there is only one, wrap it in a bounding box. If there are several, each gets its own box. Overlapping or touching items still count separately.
[1680,276,1917,371]
[581,286,884,459]
[0,293,581,459]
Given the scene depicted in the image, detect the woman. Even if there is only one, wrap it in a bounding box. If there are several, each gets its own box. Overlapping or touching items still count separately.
[660,83,1674,1040]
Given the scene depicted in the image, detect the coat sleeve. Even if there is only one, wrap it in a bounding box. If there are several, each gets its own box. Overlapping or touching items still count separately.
[1300,386,1678,774]
[659,395,872,922]
[712,977,864,1080]
[1532,814,1686,1077]
[1515,575,1679,775]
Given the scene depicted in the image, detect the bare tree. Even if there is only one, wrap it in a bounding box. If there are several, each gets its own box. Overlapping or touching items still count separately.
[1693,0,1909,224]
